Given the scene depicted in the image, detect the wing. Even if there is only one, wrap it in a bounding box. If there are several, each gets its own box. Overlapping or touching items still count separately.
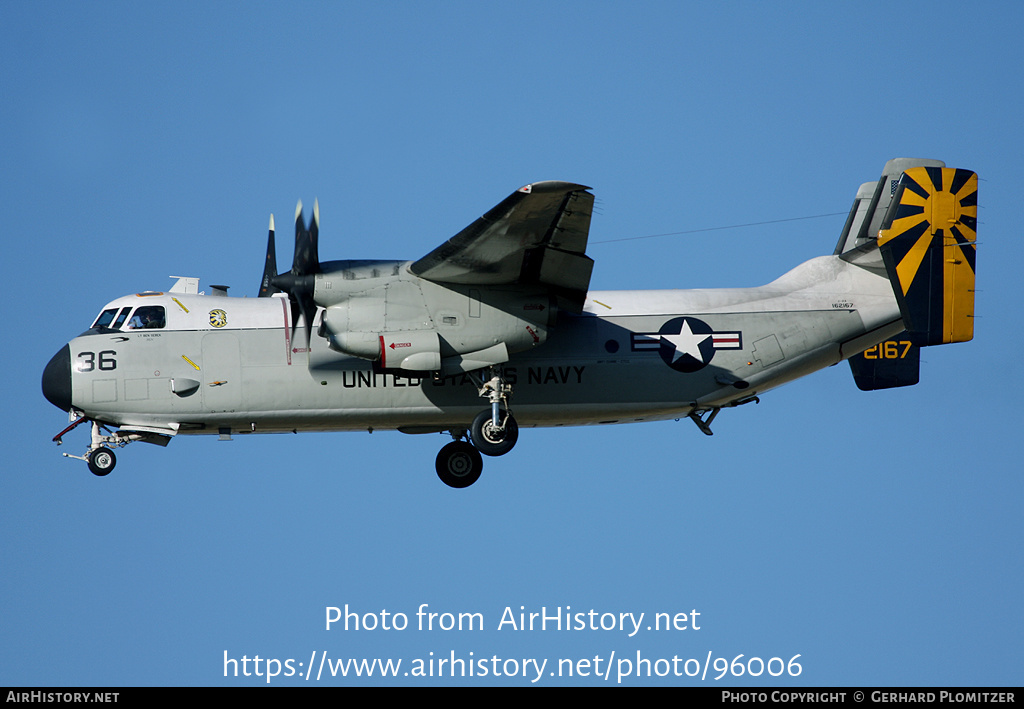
[409,181,595,312]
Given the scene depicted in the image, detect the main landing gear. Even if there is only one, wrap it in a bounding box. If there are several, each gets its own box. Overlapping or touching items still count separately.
[434,368,519,488]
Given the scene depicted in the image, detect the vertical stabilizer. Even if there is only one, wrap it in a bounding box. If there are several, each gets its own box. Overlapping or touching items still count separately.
[877,166,978,345]
[835,158,947,257]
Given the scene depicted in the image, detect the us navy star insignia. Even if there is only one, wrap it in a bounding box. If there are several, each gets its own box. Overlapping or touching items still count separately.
[631,317,742,373]
[661,319,711,363]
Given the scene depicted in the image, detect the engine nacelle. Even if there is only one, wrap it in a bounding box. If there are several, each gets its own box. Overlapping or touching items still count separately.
[379,331,442,371]
[316,268,555,373]
[323,324,441,372]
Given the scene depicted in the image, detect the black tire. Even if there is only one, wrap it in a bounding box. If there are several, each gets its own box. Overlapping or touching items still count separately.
[470,409,519,457]
[87,447,116,476]
[435,441,483,488]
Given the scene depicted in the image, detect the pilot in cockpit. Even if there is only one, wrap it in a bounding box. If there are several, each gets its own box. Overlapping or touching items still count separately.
[126,306,166,330]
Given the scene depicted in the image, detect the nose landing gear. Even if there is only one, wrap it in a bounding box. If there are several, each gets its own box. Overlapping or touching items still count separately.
[51,417,172,477]
[52,419,122,476]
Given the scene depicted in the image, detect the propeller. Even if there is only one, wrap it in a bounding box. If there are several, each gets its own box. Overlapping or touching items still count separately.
[257,214,279,298]
[260,200,322,350]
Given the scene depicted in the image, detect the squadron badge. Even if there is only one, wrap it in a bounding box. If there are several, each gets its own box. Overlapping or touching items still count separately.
[209,309,228,328]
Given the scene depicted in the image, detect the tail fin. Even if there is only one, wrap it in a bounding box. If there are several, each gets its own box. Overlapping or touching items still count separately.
[834,158,947,256]
[843,160,978,391]
[877,165,978,345]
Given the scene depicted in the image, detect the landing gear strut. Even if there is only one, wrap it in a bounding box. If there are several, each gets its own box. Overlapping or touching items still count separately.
[434,367,519,488]
[470,369,518,456]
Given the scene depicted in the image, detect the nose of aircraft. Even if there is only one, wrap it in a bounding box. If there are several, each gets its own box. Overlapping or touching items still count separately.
[42,344,72,412]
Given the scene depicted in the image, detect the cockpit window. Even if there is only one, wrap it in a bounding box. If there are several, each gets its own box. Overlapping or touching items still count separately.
[112,307,131,329]
[92,308,119,329]
[126,305,166,329]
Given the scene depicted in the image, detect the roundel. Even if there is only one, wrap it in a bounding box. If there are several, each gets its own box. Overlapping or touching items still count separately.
[209,309,228,328]
[658,317,717,373]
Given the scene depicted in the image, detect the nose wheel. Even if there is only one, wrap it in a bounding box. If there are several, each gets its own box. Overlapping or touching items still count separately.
[87,447,117,476]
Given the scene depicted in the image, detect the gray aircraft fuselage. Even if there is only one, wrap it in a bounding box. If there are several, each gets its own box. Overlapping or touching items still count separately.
[40,160,979,486]
[51,253,900,438]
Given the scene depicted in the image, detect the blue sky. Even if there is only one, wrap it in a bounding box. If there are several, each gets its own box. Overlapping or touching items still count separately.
[3,1,1021,686]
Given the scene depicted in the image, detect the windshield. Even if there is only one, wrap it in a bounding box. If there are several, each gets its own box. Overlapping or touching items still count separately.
[112,308,131,329]
[90,305,166,331]
[91,308,119,329]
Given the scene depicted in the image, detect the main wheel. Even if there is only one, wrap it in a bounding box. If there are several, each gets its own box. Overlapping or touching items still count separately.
[87,447,116,476]
[470,409,518,457]
[435,441,483,488]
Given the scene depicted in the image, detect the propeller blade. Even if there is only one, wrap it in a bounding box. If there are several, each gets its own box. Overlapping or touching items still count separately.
[293,199,304,263]
[310,198,319,257]
[273,271,315,349]
[257,214,280,297]
[297,289,318,350]
[291,200,320,276]
[270,200,323,351]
